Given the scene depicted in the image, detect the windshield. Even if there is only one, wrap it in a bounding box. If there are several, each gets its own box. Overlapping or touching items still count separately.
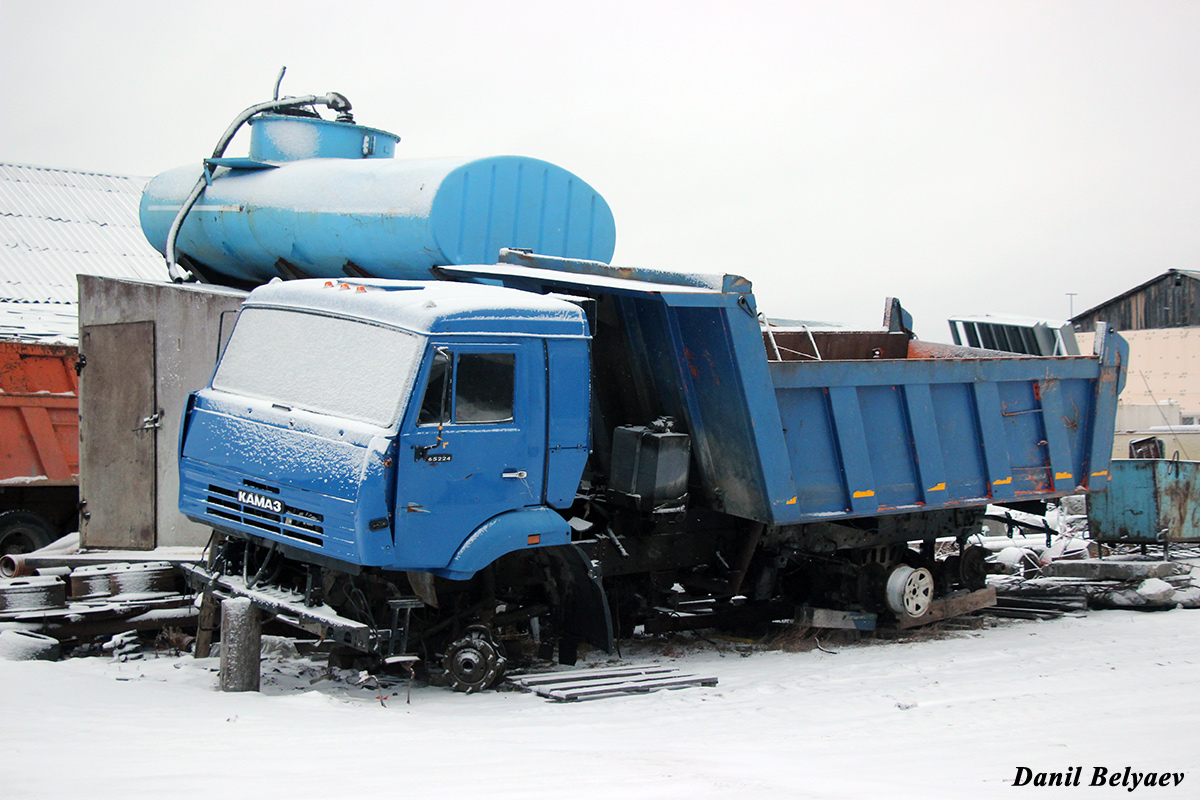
[212,307,423,427]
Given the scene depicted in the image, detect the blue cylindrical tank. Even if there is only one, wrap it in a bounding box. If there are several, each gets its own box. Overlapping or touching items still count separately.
[140,115,616,285]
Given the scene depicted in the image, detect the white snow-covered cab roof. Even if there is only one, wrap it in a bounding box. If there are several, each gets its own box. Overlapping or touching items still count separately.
[242,278,589,337]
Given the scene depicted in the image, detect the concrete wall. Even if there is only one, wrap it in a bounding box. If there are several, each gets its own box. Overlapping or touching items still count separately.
[1116,401,1182,431]
[78,276,246,548]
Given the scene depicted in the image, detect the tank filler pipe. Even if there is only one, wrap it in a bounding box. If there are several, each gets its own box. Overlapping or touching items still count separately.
[164,91,354,282]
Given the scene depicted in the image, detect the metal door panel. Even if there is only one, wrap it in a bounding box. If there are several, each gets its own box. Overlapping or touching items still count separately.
[79,322,156,549]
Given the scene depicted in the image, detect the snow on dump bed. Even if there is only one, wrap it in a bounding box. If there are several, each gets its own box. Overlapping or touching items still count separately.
[1,609,1198,798]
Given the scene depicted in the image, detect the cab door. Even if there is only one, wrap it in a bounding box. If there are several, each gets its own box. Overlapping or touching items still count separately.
[393,341,546,569]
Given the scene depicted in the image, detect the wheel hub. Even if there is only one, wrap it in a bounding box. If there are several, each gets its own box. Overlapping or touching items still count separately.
[442,626,507,693]
[885,565,934,618]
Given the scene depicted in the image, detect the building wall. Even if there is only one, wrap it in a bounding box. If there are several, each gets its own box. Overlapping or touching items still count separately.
[1115,401,1182,431]
[1073,271,1200,331]
[78,276,246,548]
[1078,326,1200,426]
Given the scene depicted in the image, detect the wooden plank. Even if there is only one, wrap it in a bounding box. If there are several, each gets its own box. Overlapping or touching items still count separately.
[888,586,997,630]
[548,675,719,702]
[526,671,693,693]
[509,666,718,702]
[1041,559,1185,580]
[795,606,877,631]
[642,602,792,634]
[181,564,373,633]
[511,665,678,687]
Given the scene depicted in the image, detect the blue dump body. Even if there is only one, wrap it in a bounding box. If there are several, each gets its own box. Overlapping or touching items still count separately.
[447,252,1127,530]
[140,115,616,286]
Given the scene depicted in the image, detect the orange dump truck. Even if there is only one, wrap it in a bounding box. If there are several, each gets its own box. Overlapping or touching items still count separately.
[0,340,79,554]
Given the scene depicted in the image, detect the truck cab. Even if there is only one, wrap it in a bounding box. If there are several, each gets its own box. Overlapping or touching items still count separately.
[178,279,591,580]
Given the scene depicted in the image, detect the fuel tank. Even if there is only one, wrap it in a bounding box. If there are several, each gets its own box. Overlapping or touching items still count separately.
[140,114,616,285]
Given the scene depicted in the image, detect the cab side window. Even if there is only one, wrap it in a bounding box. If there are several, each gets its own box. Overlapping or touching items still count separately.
[455,353,514,423]
[417,350,514,425]
[418,349,452,425]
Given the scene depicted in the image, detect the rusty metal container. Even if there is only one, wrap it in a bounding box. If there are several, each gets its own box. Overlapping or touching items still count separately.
[1088,458,1200,542]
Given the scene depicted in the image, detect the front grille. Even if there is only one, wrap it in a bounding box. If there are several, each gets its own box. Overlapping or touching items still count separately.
[204,481,326,547]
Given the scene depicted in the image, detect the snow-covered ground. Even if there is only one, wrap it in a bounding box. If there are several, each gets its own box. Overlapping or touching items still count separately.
[3,608,1198,799]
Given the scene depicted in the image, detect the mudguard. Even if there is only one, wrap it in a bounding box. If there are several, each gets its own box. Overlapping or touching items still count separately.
[541,544,614,664]
[433,506,572,580]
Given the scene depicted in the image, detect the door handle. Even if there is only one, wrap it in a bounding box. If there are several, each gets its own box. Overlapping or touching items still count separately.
[502,470,528,480]
[133,410,162,431]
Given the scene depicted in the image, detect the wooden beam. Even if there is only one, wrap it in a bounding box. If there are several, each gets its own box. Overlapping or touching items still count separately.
[887,586,997,630]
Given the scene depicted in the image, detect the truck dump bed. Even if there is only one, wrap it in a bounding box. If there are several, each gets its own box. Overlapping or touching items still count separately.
[0,340,79,487]
[445,251,1126,527]
[763,330,1124,523]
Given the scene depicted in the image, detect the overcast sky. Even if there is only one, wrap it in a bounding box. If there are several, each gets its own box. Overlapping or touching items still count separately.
[2,1,1197,340]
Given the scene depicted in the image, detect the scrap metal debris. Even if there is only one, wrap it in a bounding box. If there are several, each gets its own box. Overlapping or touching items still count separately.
[0,535,200,660]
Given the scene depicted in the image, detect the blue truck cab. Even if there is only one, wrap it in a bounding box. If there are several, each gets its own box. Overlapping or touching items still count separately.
[179,278,591,580]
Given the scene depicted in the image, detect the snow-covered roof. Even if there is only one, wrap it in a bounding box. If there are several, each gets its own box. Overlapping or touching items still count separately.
[0,162,168,342]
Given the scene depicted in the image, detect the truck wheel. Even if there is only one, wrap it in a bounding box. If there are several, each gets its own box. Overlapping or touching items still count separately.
[959,545,990,591]
[0,511,56,557]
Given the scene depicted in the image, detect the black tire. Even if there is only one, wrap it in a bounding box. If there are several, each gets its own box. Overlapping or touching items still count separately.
[0,510,56,557]
[960,545,990,591]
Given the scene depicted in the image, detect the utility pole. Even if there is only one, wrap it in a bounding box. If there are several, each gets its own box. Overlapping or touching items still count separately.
[1066,292,1078,319]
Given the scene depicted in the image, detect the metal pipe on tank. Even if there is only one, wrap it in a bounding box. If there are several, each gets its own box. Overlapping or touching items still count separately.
[164,91,355,282]
[148,85,616,287]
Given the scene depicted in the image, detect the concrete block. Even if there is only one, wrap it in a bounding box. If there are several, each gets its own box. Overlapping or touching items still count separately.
[1041,559,1188,581]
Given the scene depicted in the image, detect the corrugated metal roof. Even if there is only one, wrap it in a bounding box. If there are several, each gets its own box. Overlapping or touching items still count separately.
[0,162,169,341]
[0,301,78,342]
